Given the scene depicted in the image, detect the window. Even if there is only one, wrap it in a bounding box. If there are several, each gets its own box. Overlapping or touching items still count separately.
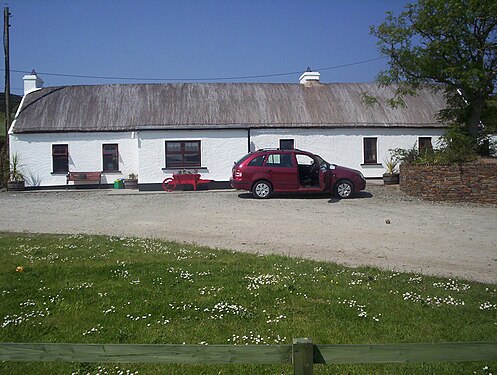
[296,154,314,166]
[102,144,119,172]
[248,155,265,166]
[279,139,295,150]
[266,153,293,167]
[52,144,68,173]
[419,137,433,154]
[165,141,201,168]
[363,138,377,164]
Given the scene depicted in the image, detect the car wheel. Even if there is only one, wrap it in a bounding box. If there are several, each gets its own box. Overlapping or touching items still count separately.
[252,180,272,199]
[334,180,354,199]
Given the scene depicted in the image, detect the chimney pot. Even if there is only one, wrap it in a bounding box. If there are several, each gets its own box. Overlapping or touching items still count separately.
[299,70,320,85]
[23,70,44,95]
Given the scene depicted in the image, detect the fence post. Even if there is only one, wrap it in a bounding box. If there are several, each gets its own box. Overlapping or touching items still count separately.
[292,338,313,375]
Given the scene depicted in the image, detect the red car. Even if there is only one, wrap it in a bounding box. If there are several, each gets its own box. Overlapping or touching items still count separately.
[231,149,366,199]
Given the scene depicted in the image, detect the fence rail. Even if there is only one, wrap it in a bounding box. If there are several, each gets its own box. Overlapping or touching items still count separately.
[1,339,496,375]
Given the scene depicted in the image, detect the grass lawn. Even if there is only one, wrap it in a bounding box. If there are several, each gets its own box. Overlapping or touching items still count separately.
[0,232,495,374]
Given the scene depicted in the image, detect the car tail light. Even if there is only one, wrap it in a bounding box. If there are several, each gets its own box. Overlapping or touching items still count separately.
[234,169,243,179]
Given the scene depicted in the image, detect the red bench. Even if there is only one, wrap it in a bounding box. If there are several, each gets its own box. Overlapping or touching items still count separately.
[66,172,102,189]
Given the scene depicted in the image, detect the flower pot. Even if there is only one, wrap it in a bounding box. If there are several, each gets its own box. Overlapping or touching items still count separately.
[383,173,399,185]
[7,180,25,191]
[124,179,138,189]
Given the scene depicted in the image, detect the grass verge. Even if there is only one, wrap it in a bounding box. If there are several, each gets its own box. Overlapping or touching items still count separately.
[0,232,495,374]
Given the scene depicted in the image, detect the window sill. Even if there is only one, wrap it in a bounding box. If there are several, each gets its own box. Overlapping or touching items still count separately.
[162,167,207,171]
[360,163,383,167]
[102,171,122,174]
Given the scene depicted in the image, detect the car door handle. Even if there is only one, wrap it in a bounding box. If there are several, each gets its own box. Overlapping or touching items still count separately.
[265,169,272,173]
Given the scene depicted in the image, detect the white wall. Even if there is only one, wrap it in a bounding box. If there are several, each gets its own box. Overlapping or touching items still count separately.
[9,127,446,188]
[9,132,139,187]
[250,127,445,178]
[138,129,248,183]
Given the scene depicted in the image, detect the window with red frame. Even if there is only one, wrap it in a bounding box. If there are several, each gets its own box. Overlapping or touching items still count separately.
[363,138,378,164]
[165,141,201,168]
[52,144,68,173]
[102,144,119,172]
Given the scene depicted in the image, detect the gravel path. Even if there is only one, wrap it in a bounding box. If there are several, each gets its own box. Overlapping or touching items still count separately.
[1,185,496,284]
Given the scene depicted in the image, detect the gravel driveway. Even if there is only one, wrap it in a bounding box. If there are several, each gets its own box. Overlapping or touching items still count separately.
[1,185,496,284]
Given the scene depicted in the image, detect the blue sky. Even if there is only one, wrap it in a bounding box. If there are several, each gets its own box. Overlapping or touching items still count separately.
[6,0,410,96]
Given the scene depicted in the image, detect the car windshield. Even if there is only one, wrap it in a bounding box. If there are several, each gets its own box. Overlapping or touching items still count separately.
[314,155,328,167]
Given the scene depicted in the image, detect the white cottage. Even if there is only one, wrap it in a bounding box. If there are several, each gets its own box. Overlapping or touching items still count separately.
[9,71,446,190]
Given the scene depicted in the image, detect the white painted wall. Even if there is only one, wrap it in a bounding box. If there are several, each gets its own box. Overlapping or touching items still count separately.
[250,127,445,178]
[138,129,248,183]
[9,127,446,188]
[9,132,139,187]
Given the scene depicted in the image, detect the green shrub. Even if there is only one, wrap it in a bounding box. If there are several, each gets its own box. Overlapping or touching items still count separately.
[391,126,481,165]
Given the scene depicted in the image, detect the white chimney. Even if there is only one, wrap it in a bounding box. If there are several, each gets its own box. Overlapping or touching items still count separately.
[299,67,320,85]
[23,70,44,95]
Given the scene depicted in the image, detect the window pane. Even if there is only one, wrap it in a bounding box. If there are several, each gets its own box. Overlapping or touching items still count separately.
[167,142,181,152]
[103,155,118,171]
[103,144,117,154]
[184,142,199,151]
[184,153,200,165]
[166,154,183,167]
[248,155,265,166]
[265,153,293,167]
[266,154,281,165]
[296,154,314,165]
[280,139,294,150]
[53,158,68,173]
[53,145,67,156]
[280,154,293,167]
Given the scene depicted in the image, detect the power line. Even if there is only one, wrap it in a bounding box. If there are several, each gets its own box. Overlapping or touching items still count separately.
[1,57,386,82]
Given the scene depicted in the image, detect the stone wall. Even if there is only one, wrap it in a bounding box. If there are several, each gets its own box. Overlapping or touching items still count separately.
[400,161,497,204]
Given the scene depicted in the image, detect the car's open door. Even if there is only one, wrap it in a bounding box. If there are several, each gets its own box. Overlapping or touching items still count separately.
[319,163,333,191]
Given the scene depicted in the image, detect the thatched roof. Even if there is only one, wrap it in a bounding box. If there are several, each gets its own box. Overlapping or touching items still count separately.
[12,83,447,133]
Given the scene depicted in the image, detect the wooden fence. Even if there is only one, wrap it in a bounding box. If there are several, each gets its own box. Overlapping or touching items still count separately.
[1,339,496,374]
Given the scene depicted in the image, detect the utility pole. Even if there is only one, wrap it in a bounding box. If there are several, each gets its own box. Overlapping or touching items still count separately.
[3,6,10,152]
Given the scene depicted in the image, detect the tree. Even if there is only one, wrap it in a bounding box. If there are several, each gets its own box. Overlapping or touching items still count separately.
[371,0,497,147]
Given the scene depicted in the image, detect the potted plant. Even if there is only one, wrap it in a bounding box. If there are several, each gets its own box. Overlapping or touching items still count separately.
[7,153,25,191]
[383,155,399,185]
[124,173,138,189]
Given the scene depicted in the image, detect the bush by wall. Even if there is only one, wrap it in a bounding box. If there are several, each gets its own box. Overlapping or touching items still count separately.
[400,160,497,204]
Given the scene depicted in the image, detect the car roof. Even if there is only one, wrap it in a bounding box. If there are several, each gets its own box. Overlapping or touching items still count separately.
[236,149,318,165]
[255,148,311,154]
